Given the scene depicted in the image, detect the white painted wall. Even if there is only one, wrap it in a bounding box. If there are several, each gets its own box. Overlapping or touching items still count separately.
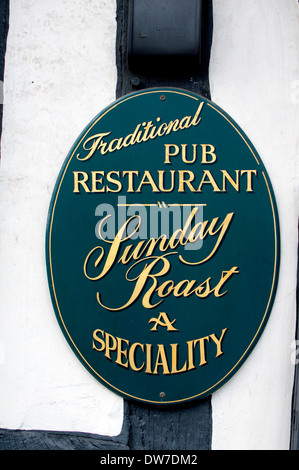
[0,0,123,437]
[0,0,298,449]
[210,0,299,450]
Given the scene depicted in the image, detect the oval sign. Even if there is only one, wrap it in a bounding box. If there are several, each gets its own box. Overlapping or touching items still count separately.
[46,88,280,405]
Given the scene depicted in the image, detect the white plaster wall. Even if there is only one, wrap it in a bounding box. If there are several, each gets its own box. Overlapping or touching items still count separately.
[210,0,299,450]
[0,0,123,436]
[0,0,298,449]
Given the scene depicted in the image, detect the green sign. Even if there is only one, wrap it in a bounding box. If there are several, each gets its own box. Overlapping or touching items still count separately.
[46,88,280,405]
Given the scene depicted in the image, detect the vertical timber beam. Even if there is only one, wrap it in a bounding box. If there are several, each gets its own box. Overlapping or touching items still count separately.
[116,0,214,450]
[116,0,213,101]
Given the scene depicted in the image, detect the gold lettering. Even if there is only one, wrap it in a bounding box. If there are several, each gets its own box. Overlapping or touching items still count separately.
[197,170,221,192]
[97,255,174,311]
[241,169,257,192]
[153,344,170,375]
[196,336,210,366]
[179,115,192,130]
[181,144,197,164]
[221,170,240,192]
[106,171,122,192]
[122,124,142,147]
[84,216,141,281]
[91,171,105,193]
[213,269,239,297]
[158,170,175,192]
[171,344,188,373]
[128,343,145,372]
[77,102,205,160]
[165,119,180,134]
[164,144,180,164]
[149,311,178,331]
[72,170,257,194]
[77,132,111,161]
[104,332,117,360]
[115,336,129,368]
[123,171,139,192]
[92,329,105,351]
[178,170,196,192]
[210,328,228,357]
[136,170,160,193]
[201,144,217,164]
[190,102,204,126]
[145,343,153,374]
[92,327,229,374]
[187,340,196,370]
[180,212,234,265]
[108,137,123,153]
[156,122,168,137]
[73,171,90,193]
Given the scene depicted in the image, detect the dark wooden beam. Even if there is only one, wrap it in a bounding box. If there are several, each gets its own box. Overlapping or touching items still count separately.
[115,0,214,450]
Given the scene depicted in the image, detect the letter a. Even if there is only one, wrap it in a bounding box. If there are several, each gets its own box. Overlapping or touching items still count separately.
[149,312,178,331]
